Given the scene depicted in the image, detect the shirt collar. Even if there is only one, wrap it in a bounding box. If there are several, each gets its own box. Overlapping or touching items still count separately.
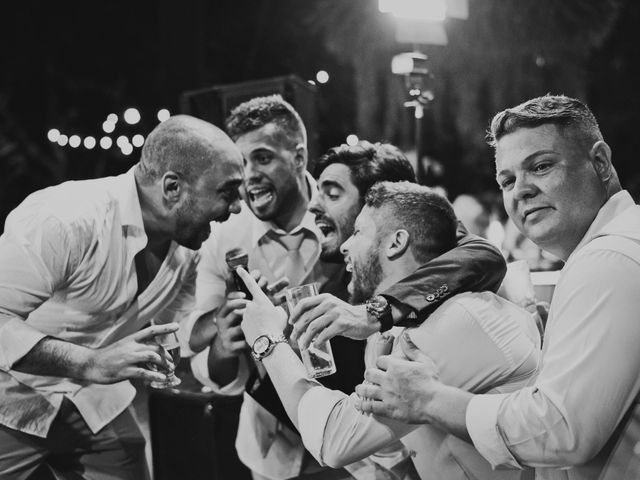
[250,171,321,246]
[111,167,145,229]
[569,190,636,261]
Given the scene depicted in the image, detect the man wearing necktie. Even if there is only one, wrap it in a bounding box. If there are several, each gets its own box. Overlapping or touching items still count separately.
[186,95,366,480]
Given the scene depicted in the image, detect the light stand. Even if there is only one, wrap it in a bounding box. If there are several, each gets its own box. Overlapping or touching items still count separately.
[392,51,434,185]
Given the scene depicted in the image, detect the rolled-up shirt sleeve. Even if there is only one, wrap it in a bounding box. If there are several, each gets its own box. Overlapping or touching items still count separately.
[0,213,77,370]
[298,387,415,468]
[467,248,640,469]
[190,347,250,395]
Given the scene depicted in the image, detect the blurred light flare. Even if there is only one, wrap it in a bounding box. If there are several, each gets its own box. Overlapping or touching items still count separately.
[106,113,118,124]
[346,134,359,146]
[103,121,116,134]
[69,135,81,148]
[84,136,96,149]
[379,0,446,21]
[116,136,129,148]
[316,70,330,84]
[157,109,170,122]
[100,137,113,149]
[57,135,69,147]
[121,143,133,156]
[132,134,145,147]
[47,129,61,142]
[124,108,141,125]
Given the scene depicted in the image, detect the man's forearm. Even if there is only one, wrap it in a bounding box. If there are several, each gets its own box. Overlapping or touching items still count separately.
[12,336,94,379]
[262,343,320,428]
[426,384,473,442]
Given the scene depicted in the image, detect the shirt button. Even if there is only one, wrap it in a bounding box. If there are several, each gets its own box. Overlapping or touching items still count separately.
[426,294,436,302]
[442,285,448,292]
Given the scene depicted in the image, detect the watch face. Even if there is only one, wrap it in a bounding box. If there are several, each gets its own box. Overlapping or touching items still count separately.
[253,336,271,355]
[369,295,388,310]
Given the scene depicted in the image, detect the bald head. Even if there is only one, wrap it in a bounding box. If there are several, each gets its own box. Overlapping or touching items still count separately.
[137,114,240,185]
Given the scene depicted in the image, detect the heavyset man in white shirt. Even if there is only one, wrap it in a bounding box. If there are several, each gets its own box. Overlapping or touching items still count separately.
[358,95,640,479]
[0,115,244,479]
[233,181,541,480]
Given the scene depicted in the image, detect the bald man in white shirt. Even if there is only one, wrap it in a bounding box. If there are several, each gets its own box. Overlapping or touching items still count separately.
[0,115,244,480]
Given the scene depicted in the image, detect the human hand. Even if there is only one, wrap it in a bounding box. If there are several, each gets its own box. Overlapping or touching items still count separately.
[83,323,180,385]
[235,267,287,346]
[214,291,250,356]
[355,332,441,423]
[289,294,375,349]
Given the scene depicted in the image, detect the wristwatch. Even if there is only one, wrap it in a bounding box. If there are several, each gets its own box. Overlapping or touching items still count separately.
[365,295,393,333]
[251,333,288,361]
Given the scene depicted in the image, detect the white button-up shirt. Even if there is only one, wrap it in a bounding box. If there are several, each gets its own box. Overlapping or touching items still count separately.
[0,168,198,438]
[297,292,540,480]
[467,190,640,479]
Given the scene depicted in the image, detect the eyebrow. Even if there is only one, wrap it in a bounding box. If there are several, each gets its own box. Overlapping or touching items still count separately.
[496,149,557,177]
[319,179,344,190]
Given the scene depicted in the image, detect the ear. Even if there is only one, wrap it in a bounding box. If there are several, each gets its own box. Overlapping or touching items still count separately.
[589,140,613,182]
[162,171,183,204]
[385,229,410,260]
[294,143,308,172]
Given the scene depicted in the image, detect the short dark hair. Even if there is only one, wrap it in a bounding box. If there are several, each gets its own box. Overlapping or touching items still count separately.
[225,94,306,147]
[315,141,416,199]
[487,94,603,148]
[365,181,457,263]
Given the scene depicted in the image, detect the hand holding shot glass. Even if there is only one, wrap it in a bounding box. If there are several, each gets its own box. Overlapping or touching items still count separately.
[148,319,181,389]
[285,284,337,379]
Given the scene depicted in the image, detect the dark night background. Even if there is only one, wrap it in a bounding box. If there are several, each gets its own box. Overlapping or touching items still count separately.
[1,0,638,228]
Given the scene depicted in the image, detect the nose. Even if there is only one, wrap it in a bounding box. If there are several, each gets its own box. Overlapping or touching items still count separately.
[512,174,538,201]
[308,194,325,216]
[339,235,352,257]
[229,196,242,215]
[244,160,262,182]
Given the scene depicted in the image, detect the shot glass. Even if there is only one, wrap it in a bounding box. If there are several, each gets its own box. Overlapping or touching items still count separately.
[285,283,337,379]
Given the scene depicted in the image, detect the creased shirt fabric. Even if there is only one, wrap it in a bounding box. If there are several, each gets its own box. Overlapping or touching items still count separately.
[298,292,540,480]
[466,190,640,480]
[0,168,198,438]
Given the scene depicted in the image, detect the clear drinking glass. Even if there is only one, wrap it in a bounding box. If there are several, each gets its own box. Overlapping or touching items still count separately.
[285,283,337,379]
[148,322,182,389]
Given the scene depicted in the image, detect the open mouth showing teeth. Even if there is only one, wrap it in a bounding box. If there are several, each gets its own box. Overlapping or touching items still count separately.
[248,188,274,208]
[315,220,335,236]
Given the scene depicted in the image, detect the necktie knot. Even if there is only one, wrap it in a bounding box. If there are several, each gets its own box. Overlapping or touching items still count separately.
[277,231,305,251]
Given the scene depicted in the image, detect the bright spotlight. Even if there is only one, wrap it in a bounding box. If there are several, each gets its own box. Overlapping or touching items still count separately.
[57,135,69,147]
[47,129,61,142]
[100,137,113,149]
[69,135,81,148]
[346,134,359,146]
[106,113,118,124]
[378,0,446,22]
[132,134,145,147]
[316,70,330,84]
[116,135,129,148]
[157,109,170,122]
[121,143,134,156]
[84,136,96,149]
[124,108,141,125]
[102,121,115,134]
